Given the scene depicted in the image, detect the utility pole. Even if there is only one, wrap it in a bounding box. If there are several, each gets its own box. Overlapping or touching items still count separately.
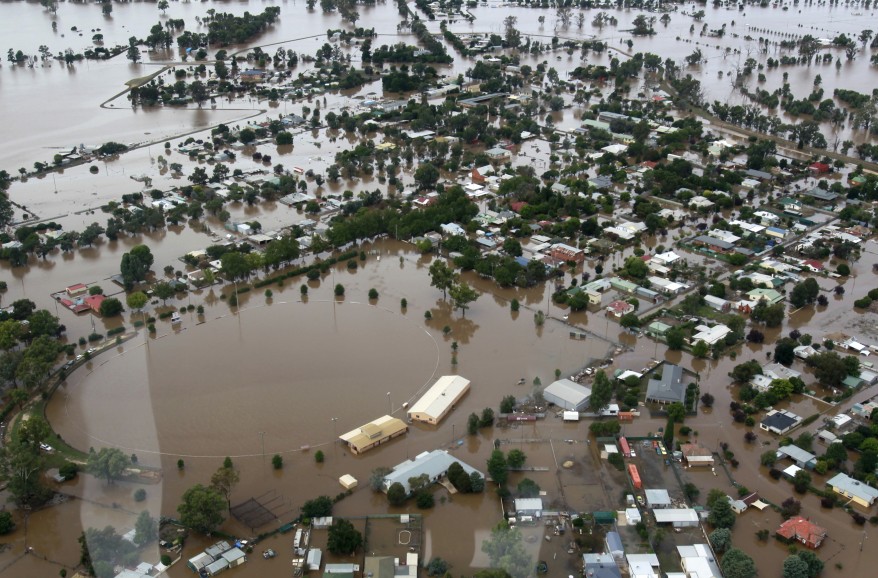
[258,431,265,460]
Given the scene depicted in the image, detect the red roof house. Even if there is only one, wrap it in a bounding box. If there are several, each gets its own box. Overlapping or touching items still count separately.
[85,294,106,314]
[606,300,635,318]
[808,162,831,176]
[777,516,826,549]
[802,259,824,272]
[66,283,88,297]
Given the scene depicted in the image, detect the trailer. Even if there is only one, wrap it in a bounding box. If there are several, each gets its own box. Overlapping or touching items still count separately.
[619,437,631,458]
[628,464,642,489]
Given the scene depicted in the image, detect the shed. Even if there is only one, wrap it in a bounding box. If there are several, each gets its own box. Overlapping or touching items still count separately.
[408,375,471,425]
[653,508,699,527]
[625,508,642,524]
[776,445,817,469]
[220,548,246,567]
[188,553,214,572]
[307,549,323,571]
[605,531,624,559]
[583,553,622,578]
[205,558,230,576]
[514,497,544,517]
[645,489,672,509]
[543,379,592,411]
[339,474,358,490]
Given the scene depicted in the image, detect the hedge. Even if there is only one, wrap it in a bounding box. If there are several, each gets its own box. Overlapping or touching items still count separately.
[253,250,359,289]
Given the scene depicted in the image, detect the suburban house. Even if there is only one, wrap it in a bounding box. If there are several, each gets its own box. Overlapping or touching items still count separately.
[677,544,722,578]
[645,365,686,405]
[65,283,88,297]
[692,235,734,253]
[680,443,714,467]
[804,187,838,203]
[543,379,592,411]
[645,489,672,509]
[86,294,106,314]
[653,508,699,527]
[485,146,510,161]
[339,415,408,454]
[760,409,802,435]
[776,445,817,469]
[582,554,622,578]
[407,375,471,425]
[808,162,831,176]
[606,300,635,318]
[776,516,827,548]
[549,243,585,265]
[440,223,466,236]
[691,324,731,346]
[826,472,878,507]
[381,450,481,495]
[748,288,784,304]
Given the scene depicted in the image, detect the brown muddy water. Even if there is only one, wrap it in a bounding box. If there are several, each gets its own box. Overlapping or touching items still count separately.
[2,0,878,575]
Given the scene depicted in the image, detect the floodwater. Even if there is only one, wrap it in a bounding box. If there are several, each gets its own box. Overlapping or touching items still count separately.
[2,0,878,576]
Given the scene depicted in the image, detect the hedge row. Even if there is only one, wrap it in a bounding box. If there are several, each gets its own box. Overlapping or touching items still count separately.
[253,250,359,289]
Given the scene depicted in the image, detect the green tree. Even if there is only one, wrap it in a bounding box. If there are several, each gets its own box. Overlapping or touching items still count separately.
[120,245,154,289]
[0,437,51,506]
[589,370,613,413]
[133,510,157,546]
[87,448,130,485]
[210,462,240,512]
[721,548,756,578]
[517,478,541,497]
[666,327,686,350]
[692,339,709,358]
[792,470,812,493]
[500,395,516,414]
[126,291,148,312]
[427,558,449,577]
[301,495,333,517]
[327,519,363,555]
[667,402,686,423]
[99,297,123,317]
[487,450,508,486]
[0,511,14,535]
[414,162,440,190]
[789,278,820,309]
[272,454,283,469]
[152,281,176,304]
[429,260,457,300]
[707,495,735,529]
[783,555,810,578]
[387,482,406,506]
[177,484,226,534]
[449,282,479,317]
[506,449,526,469]
[467,412,480,435]
[760,450,777,467]
[796,550,824,578]
[709,527,732,552]
[480,522,532,578]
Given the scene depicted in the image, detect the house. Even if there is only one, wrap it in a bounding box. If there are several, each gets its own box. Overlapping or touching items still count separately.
[543,379,592,411]
[681,443,714,467]
[364,557,395,578]
[652,251,681,266]
[65,283,88,297]
[514,497,543,517]
[582,554,622,578]
[239,69,267,83]
[763,363,801,381]
[688,196,715,210]
[691,324,731,346]
[626,554,660,578]
[605,531,624,559]
[407,375,470,425]
[745,169,773,181]
[485,146,510,161]
[645,488,672,509]
[748,288,784,304]
[381,449,481,495]
[801,259,824,273]
[440,223,466,237]
[794,345,818,359]
[776,445,817,469]
[777,516,827,548]
[677,544,722,578]
[703,295,730,312]
[339,415,408,454]
[606,300,635,318]
[765,226,789,240]
[760,409,802,435]
[653,508,699,527]
[646,365,686,405]
[85,294,106,314]
[692,235,734,253]
[471,165,494,183]
[826,472,878,507]
[804,187,838,202]
[808,162,831,176]
[549,243,584,265]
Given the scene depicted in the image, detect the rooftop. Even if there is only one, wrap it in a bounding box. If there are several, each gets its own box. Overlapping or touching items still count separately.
[646,364,686,404]
[827,472,878,504]
[407,375,470,422]
[382,449,481,495]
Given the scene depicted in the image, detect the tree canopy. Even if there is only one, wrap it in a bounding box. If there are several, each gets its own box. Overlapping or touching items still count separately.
[177,484,226,534]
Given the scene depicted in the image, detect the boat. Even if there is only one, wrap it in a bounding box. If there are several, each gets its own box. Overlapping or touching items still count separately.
[263,548,276,559]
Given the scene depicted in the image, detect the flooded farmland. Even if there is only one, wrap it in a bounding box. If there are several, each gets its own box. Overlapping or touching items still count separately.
[2,0,878,577]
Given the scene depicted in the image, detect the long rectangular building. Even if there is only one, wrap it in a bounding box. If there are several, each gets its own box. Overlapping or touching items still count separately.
[339,415,407,455]
[408,375,471,425]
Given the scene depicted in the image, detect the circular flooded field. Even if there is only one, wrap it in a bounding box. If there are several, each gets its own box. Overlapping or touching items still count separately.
[49,300,440,458]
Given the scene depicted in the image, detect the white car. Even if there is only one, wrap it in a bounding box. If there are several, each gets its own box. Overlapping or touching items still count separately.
[39,443,54,452]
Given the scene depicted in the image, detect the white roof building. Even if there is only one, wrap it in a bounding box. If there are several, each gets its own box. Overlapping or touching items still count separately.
[382,450,481,495]
[514,497,544,516]
[677,544,722,578]
[408,375,471,425]
[691,324,731,345]
[653,508,699,526]
[543,379,592,411]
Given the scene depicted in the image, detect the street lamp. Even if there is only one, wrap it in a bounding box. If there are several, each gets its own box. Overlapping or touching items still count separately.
[387,391,392,415]
[258,431,265,460]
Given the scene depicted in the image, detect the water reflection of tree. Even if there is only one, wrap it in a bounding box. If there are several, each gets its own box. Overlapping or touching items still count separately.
[480,521,532,578]
[426,300,479,345]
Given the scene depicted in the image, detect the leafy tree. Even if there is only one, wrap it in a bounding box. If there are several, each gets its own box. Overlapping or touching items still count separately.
[447,462,473,493]
[301,495,333,518]
[467,412,480,435]
[427,557,449,577]
[177,484,225,534]
[760,450,777,467]
[126,291,148,312]
[721,548,756,578]
[120,245,154,289]
[792,470,812,493]
[692,340,709,358]
[387,482,406,506]
[783,555,811,578]
[429,259,457,300]
[99,297,123,317]
[808,351,855,388]
[487,450,508,486]
[153,281,176,304]
[272,454,283,469]
[414,162,440,190]
[709,527,732,552]
[506,449,526,469]
[449,282,479,317]
[731,360,762,382]
[775,338,797,366]
[327,519,363,555]
[796,550,824,578]
[0,437,51,507]
[210,462,240,512]
[517,478,541,497]
[700,393,714,407]
[589,370,613,413]
[707,494,735,529]
[0,511,14,535]
[369,466,392,491]
[666,327,686,350]
[480,522,532,578]
[133,510,158,546]
[789,278,820,309]
[480,407,495,427]
[87,448,130,485]
[470,471,485,492]
[500,395,516,414]
[667,402,686,423]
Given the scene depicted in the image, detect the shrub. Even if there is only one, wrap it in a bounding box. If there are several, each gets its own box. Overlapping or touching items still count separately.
[821,497,835,508]
[177,459,185,470]
[0,511,15,535]
[59,462,80,481]
[334,284,345,296]
[368,288,378,300]
[315,450,325,463]
[272,454,283,469]
[160,555,172,566]
[134,488,147,502]
[416,491,434,509]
